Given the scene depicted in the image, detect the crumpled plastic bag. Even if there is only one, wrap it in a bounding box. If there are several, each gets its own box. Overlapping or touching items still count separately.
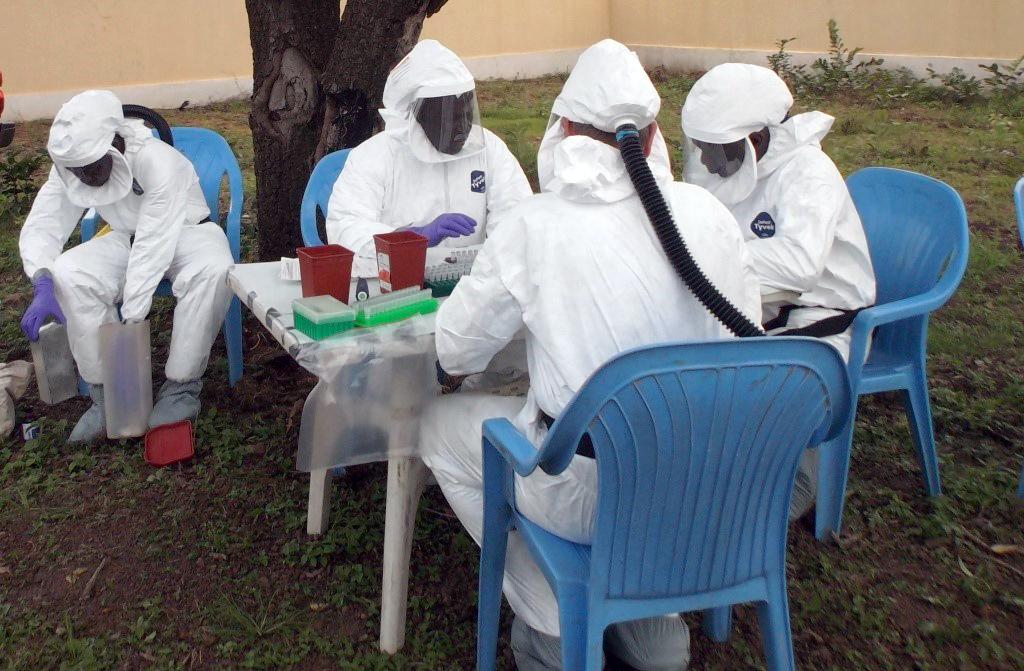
[0,361,33,437]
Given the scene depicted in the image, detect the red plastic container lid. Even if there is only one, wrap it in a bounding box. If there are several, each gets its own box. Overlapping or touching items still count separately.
[297,244,354,260]
[144,421,195,467]
[374,231,428,248]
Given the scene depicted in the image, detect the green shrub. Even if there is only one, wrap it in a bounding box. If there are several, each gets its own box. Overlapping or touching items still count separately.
[926,67,983,103]
[808,19,885,95]
[980,56,1024,95]
[770,20,1024,107]
[0,149,46,222]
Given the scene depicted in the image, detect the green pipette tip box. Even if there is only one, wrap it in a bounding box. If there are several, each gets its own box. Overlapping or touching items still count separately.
[354,297,438,327]
[425,278,460,298]
[352,288,439,327]
[292,296,356,340]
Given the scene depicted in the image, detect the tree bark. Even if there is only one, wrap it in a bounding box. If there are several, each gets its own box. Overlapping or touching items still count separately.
[246,0,450,260]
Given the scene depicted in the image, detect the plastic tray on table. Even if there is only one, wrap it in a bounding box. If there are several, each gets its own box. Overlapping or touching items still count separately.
[352,287,438,328]
[293,295,356,340]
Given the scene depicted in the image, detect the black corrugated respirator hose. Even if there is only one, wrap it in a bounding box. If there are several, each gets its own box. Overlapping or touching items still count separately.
[615,123,763,338]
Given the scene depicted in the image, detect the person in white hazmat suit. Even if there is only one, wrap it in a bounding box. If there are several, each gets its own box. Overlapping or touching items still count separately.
[18,90,233,443]
[325,39,532,279]
[681,63,876,519]
[419,40,762,670]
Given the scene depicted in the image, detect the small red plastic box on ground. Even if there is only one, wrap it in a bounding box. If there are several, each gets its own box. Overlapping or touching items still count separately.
[373,231,428,293]
[144,421,195,467]
[297,244,354,303]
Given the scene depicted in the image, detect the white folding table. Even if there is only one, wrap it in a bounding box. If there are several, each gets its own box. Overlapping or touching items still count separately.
[228,262,437,654]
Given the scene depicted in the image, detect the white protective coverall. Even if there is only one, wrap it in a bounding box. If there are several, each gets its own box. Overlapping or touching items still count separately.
[19,90,233,384]
[325,40,533,278]
[682,63,875,360]
[419,40,761,666]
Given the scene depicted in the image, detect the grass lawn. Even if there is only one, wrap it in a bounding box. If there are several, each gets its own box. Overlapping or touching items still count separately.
[1,73,1023,670]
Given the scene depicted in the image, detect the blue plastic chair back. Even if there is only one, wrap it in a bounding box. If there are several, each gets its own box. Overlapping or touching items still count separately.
[546,338,850,610]
[1014,177,1024,498]
[810,168,970,540]
[300,149,350,247]
[846,168,969,362]
[479,338,852,669]
[1014,177,1024,246]
[167,128,244,262]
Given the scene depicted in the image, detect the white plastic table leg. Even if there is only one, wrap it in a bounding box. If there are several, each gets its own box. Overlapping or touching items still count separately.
[379,457,429,654]
[306,467,332,536]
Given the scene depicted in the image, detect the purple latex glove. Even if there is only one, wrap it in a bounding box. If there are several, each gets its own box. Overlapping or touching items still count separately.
[20,273,65,341]
[408,213,477,247]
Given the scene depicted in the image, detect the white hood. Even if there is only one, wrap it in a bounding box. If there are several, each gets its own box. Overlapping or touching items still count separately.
[379,39,482,163]
[538,39,670,200]
[681,64,796,205]
[756,110,835,177]
[46,90,151,208]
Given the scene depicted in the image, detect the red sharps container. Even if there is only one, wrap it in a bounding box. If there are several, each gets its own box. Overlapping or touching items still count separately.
[297,244,354,303]
[373,231,428,293]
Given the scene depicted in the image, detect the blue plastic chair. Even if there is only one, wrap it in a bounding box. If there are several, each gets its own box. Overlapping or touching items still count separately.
[1013,177,1024,498]
[81,127,245,386]
[814,168,970,540]
[477,338,852,670]
[300,149,351,247]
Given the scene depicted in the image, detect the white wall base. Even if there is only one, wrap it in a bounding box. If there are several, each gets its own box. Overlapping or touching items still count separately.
[5,49,587,122]
[464,47,583,80]
[629,44,1014,80]
[5,77,254,123]
[6,45,1014,122]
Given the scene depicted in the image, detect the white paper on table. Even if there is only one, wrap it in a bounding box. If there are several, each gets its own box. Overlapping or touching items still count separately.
[280,257,301,281]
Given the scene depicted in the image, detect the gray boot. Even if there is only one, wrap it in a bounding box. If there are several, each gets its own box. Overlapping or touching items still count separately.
[510,614,690,670]
[606,615,690,670]
[510,616,567,670]
[148,379,202,429]
[789,448,818,521]
[69,384,106,444]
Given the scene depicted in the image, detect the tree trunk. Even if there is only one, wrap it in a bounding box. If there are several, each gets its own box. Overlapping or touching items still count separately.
[246,0,450,260]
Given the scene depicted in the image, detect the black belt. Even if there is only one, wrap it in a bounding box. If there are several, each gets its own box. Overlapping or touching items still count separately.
[763,305,866,339]
[540,412,595,459]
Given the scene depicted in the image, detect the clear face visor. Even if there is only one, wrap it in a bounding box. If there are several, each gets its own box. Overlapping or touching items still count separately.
[689,137,748,179]
[681,133,759,206]
[54,145,134,208]
[410,90,484,162]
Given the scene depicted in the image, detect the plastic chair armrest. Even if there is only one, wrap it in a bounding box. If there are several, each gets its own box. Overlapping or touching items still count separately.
[482,418,542,477]
[300,198,326,248]
[856,288,953,332]
[225,164,244,263]
[847,286,956,378]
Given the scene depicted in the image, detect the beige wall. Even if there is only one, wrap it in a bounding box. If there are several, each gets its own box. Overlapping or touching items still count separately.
[424,0,609,57]
[3,0,1021,120]
[3,0,252,94]
[1,0,604,98]
[612,0,1021,60]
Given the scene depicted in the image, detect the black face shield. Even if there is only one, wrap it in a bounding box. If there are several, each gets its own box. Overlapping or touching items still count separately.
[415,91,476,155]
[693,138,748,178]
[68,153,115,187]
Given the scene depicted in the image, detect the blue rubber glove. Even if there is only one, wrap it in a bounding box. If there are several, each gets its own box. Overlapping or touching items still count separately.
[20,272,65,341]
[408,213,477,247]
